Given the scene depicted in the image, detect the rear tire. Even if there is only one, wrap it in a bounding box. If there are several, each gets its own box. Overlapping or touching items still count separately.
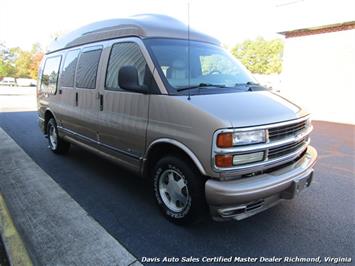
[47,118,70,154]
[152,155,208,225]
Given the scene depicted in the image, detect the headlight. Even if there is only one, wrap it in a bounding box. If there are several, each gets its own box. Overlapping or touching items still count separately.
[232,130,266,145]
[217,130,266,148]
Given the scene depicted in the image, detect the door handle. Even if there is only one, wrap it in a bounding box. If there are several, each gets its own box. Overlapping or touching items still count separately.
[99,94,103,111]
[75,92,78,106]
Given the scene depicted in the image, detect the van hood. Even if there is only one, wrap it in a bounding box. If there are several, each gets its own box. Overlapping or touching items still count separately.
[183,91,308,128]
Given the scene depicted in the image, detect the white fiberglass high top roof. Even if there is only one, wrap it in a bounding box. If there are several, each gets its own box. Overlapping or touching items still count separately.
[47,14,220,54]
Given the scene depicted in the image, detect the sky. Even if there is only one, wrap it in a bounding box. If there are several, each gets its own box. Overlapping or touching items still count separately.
[0,0,354,50]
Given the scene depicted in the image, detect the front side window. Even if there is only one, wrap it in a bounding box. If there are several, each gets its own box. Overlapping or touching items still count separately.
[105,42,147,91]
[61,49,80,87]
[76,47,102,89]
[41,56,62,94]
[145,38,257,94]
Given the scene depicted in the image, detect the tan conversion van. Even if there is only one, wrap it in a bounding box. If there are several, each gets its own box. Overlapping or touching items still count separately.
[38,14,317,224]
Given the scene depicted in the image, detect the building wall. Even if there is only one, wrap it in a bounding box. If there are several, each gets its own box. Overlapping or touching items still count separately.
[280,28,355,125]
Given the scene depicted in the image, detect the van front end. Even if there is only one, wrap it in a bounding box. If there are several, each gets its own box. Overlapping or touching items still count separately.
[145,36,318,223]
[205,116,317,221]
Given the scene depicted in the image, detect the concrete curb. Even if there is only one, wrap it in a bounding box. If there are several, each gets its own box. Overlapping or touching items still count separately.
[0,194,32,266]
[0,127,142,266]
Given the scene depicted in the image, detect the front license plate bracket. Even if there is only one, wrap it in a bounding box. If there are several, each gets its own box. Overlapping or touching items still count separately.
[280,172,313,200]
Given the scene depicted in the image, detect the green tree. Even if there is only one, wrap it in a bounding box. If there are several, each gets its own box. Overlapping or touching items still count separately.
[14,48,32,78]
[0,61,16,78]
[0,42,16,78]
[0,42,44,79]
[231,37,283,74]
[29,43,44,80]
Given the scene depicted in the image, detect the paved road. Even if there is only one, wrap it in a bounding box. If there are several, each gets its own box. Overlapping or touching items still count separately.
[0,111,354,263]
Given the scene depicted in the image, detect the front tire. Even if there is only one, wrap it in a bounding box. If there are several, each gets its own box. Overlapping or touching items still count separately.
[47,118,70,154]
[153,155,208,225]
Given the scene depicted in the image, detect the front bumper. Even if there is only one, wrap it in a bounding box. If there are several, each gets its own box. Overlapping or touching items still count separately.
[205,145,317,221]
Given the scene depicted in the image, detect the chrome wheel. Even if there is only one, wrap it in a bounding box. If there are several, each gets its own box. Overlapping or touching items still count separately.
[158,169,189,212]
[49,125,57,150]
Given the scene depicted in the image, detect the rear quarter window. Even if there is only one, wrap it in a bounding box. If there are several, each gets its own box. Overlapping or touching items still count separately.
[41,56,62,94]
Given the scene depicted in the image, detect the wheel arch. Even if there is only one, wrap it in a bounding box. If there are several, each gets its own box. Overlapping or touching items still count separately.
[142,139,207,178]
[43,109,56,134]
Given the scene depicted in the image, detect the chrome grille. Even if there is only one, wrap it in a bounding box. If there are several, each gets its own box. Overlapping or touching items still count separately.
[268,120,307,141]
[212,116,312,175]
[268,138,308,159]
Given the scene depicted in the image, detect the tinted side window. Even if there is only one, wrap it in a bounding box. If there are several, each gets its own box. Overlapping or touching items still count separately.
[41,56,62,94]
[106,43,147,91]
[76,48,102,89]
[61,49,80,87]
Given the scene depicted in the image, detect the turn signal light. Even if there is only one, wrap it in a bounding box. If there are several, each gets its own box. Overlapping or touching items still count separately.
[217,133,233,148]
[215,154,233,168]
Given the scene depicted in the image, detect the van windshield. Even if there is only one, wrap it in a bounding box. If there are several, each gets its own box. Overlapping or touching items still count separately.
[144,38,257,94]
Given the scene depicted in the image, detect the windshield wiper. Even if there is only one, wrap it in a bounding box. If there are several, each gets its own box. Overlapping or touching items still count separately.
[235,81,266,91]
[235,81,260,86]
[177,83,226,92]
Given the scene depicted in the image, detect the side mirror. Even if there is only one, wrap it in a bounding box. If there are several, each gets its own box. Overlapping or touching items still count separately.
[118,66,147,93]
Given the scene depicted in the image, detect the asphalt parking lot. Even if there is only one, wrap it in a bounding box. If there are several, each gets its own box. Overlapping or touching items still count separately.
[0,107,354,263]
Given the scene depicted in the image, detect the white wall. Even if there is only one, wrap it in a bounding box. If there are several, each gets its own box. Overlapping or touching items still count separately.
[280,29,355,125]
